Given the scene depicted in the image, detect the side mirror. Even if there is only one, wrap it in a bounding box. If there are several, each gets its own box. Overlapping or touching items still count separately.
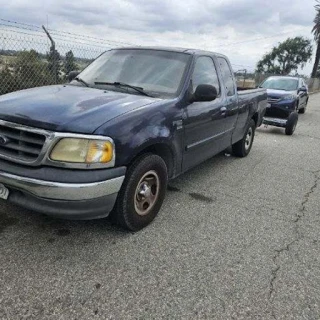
[67,70,80,82]
[191,84,218,102]
[299,86,307,92]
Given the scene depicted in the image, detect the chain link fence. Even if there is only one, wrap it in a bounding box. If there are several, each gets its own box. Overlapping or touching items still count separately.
[235,72,312,91]
[307,78,320,92]
[234,72,300,89]
[0,27,111,95]
[0,24,314,95]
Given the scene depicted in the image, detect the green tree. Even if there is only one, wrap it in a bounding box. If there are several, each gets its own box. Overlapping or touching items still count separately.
[312,0,320,77]
[0,65,19,95]
[14,50,49,90]
[256,37,313,75]
[47,46,61,83]
[64,50,77,75]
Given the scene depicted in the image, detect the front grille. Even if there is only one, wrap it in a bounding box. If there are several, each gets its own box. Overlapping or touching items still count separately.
[267,97,281,103]
[265,107,290,119]
[0,124,46,162]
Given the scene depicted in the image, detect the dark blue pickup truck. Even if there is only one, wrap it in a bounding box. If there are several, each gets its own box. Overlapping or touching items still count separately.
[0,47,267,230]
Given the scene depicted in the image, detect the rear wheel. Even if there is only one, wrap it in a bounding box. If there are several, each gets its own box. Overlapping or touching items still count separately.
[285,112,298,135]
[299,99,308,114]
[111,153,168,231]
[299,107,306,114]
[232,119,255,157]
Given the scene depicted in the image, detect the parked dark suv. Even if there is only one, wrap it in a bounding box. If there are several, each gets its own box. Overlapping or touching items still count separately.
[261,76,309,115]
[260,76,308,135]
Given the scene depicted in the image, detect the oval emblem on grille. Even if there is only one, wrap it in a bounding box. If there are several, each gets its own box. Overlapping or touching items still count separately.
[0,135,9,145]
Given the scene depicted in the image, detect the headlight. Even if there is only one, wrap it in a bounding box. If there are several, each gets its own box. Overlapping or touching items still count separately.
[282,94,296,101]
[50,138,114,164]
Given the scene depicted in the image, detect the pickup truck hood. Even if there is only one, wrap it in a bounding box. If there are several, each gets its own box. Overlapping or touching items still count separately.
[267,89,297,98]
[0,85,159,133]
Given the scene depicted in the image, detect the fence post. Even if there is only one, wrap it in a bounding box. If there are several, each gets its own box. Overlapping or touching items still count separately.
[42,25,57,84]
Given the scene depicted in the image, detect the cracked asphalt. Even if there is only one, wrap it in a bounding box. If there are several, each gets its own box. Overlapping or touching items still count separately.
[1,94,320,320]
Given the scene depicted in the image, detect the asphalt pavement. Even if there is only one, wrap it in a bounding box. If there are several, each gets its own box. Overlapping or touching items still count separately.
[1,94,320,319]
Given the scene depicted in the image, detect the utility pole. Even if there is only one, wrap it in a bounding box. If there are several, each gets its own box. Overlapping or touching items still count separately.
[42,25,58,84]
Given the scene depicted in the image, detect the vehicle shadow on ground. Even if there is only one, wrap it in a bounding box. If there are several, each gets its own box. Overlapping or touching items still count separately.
[0,151,237,240]
[0,202,132,240]
[256,126,285,135]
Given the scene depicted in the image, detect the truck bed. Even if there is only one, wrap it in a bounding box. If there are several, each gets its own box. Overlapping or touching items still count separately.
[237,87,267,127]
[237,87,266,95]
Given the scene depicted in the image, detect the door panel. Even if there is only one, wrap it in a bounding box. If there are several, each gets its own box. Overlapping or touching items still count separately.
[217,57,239,143]
[183,56,227,171]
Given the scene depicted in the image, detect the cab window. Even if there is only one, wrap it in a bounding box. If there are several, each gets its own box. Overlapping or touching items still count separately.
[217,57,236,96]
[192,56,220,94]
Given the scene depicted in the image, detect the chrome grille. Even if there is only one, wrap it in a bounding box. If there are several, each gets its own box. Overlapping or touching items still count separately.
[267,97,281,103]
[0,120,116,169]
[0,121,47,164]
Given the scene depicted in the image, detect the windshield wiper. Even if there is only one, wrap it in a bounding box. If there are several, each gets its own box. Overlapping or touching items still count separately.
[74,77,90,87]
[94,81,152,97]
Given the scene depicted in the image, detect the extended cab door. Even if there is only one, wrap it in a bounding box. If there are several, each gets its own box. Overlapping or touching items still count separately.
[216,57,239,143]
[182,56,228,171]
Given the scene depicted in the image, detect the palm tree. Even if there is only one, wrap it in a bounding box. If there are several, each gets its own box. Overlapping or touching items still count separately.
[311,0,320,77]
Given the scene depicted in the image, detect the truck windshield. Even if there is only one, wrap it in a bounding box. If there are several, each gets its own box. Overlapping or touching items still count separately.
[260,78,298,91]
[74,49,191,98]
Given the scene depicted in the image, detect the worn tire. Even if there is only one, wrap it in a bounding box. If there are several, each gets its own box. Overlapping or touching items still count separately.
[232,119,255,157]
[285,112,298,135]
[111,153,168,231]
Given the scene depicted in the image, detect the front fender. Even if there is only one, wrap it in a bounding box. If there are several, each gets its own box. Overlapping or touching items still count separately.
[94,100,184,177]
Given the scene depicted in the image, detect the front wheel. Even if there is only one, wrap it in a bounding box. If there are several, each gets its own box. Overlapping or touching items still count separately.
[111,154,168,231]
[285,112,298,135]
[232,119,255,157]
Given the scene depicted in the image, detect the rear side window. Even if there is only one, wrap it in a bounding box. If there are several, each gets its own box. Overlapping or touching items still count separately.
[192,56,220,93]
[218,57,235,96]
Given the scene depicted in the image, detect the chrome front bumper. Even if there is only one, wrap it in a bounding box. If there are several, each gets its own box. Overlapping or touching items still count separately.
[0,171,125,201]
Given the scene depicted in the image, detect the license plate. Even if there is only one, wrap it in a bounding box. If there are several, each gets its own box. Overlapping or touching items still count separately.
[0,183,9,200]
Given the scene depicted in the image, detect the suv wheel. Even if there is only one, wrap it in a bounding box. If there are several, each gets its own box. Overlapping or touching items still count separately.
[299,99,308,114]
[285,112,298,135]
[299,107,306,114]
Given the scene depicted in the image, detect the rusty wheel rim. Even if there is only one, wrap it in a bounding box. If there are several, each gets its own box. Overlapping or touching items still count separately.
[134,170,160,216]
[245,127,253,151]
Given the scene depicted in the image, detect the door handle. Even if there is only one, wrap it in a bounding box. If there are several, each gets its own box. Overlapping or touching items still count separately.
[220,107,227,116]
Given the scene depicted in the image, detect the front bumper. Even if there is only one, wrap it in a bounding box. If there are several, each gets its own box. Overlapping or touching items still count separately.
[265,100,296,119]
[0,166,126,220]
